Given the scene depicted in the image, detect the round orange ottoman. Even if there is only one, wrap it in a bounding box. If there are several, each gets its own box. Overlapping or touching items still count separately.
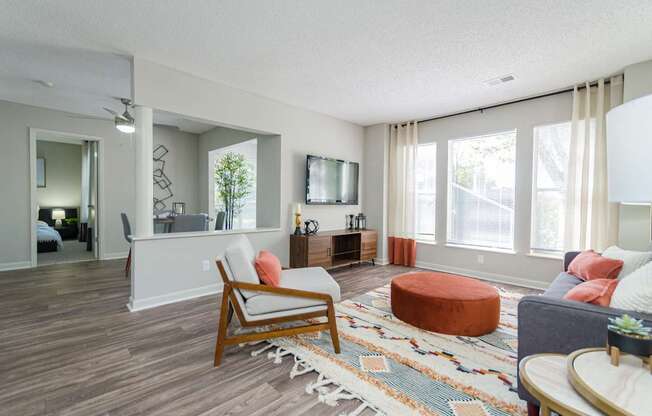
[390,272,500,336]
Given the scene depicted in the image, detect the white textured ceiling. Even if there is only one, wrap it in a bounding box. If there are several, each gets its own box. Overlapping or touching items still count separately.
[1,1,652,126]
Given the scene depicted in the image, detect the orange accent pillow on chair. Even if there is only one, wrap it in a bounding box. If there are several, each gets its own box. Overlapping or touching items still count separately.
[254,250,281,287]
[563,278,619,306]
[567,250,623,281]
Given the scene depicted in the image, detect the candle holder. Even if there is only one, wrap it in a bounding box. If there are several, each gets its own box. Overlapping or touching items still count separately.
[294,212,303,235]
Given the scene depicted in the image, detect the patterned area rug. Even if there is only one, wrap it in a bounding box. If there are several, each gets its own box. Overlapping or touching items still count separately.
[254,284,526,416]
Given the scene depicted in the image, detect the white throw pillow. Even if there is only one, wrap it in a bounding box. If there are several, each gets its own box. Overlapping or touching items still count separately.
[224,244,260,299]
[610,261,652,314]
[602,246,651,279]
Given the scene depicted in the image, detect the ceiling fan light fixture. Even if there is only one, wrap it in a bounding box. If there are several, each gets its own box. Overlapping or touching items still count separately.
[115,116,135,133]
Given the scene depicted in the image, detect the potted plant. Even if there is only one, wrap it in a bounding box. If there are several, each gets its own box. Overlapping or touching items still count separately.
[214,152,253,230]
[607,314,652,365]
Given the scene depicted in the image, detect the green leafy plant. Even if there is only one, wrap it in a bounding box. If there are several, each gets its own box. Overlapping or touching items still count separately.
[63,217,79,225]
[214,152,253,230]
[608,314,652,338]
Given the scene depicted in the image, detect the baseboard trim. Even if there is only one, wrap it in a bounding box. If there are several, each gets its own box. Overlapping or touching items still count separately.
[415,260,549,290]
[375,257,390,266]
[0,261,32,272]
[127,283,223,312]
[103,251,129,260]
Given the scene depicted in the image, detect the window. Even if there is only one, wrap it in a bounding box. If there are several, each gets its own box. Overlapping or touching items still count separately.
[531,122,571,254]
[208,139,257,230]
[448,131,516,249]
[415,143,436,238]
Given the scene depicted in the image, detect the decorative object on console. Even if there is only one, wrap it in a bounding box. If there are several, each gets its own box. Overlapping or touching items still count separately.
[303,219,319,235]
[345,214,355,230]
[52,209,65,227]
[293,203,302,235]
[153,144,174,212]
[607,314,652,369]
[355,212,366,230]
[172,202,185,215]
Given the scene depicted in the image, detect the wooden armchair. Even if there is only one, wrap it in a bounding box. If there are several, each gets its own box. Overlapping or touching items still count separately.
[213,236,341,367]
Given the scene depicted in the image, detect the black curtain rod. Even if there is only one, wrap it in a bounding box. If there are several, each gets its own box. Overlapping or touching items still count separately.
[394,78,616,127]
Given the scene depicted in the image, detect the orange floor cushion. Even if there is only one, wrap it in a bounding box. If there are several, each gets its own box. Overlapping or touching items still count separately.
[390,271,500,336]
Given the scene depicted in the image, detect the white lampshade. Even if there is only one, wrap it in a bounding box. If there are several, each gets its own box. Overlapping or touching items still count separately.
[606,93,652,203]
[51,209,66,221]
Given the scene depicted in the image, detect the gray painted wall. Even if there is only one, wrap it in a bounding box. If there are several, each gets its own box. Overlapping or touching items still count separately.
[363,124,389,262]
[153,125,199,214]
[0,99,135,268]
[36,140,82,209]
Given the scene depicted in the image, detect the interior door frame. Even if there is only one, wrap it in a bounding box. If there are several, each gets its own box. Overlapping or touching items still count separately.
[29,128,106,267]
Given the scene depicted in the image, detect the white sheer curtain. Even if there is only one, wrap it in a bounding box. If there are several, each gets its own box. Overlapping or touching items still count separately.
[564,76,623,251]
[387,121,418,266]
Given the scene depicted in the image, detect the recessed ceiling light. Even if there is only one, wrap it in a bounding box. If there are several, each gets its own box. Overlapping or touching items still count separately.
[484,74,516,86]
[35,80,55,88]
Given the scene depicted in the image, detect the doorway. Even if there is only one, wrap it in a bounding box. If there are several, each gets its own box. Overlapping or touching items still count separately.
[29,129,105,267]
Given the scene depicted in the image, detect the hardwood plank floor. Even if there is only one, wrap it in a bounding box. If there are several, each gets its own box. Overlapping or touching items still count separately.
[0,260,537,416]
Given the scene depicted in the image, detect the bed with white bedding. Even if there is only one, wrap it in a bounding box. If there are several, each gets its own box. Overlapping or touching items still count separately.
[37,220,63,252]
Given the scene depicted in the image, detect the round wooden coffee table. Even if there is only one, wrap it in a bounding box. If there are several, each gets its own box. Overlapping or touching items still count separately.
[568,348,652,416]
[519,354,603,416]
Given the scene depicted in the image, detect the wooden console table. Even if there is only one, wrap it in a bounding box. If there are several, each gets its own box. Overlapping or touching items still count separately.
[290,229,377,270]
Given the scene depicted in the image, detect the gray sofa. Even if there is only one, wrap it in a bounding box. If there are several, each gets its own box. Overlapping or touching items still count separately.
[517,251,652,408]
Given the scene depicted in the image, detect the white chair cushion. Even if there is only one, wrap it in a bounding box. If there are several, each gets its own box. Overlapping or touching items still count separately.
[610,261,652,314]
[602,245,651,279]
[224,236,259,299]
[245,267,341,316]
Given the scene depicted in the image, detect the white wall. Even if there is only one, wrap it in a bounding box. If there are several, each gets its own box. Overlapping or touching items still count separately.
[36,140,82,209]
[363,124,389,263]
[129,58,364,310]
[153,125,199,214]
[0,100,134,268]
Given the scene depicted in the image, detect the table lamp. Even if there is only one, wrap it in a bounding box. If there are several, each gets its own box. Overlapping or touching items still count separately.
[606,93,652,203]
[52,209,66,227]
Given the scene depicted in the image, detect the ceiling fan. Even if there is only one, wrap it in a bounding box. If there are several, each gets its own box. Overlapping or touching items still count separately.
[104,98,135,133]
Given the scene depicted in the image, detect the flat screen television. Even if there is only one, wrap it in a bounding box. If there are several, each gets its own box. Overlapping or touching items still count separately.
[306,155,359,205]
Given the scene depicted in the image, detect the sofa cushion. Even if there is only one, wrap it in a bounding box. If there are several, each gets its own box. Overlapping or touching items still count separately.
[245,267,340,315]
[563,278,619,307]
[602,245,652,279]
[567,250,623,281]
[543,272,584,299]
[610,261,652,314]
[224,236,259,299]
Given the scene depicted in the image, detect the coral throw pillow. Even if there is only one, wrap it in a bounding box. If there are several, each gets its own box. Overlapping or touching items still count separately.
[254,250,281,287]
[567,250,623,281]
[564,279,619,307]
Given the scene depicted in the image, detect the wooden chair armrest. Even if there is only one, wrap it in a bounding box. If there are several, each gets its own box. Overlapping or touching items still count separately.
[229,281,333,303]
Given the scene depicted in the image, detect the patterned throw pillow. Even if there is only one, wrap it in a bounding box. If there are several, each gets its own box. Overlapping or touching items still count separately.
[610,261,652,314]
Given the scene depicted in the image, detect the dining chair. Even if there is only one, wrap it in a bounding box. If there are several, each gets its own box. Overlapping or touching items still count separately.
[170,213,209,233]
[215,211,226,231]
[120,213,132,278]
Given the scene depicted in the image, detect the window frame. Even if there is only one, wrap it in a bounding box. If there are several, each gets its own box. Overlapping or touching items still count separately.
[529,121,571,256]
[446,129,517,250]
[415,142,437,240]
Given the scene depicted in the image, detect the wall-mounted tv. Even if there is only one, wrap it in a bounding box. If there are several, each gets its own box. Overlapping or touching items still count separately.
[306,155,359,205]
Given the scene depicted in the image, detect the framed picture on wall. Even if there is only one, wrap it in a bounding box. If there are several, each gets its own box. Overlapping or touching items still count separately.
[37,157,46,188]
